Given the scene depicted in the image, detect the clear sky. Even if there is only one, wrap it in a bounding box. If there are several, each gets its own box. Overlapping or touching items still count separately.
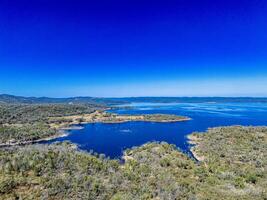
[0,0,267,97]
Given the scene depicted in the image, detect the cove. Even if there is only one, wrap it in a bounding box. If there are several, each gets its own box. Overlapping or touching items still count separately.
[44,102,267,158]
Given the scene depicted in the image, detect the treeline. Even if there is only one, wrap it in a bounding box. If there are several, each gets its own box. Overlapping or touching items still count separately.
[0,126,266,199]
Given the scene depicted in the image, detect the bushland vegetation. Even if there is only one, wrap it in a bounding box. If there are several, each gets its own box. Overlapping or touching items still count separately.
[0,126,266,200]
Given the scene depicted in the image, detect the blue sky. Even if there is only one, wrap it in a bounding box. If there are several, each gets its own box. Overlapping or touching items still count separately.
[0,0,267,97]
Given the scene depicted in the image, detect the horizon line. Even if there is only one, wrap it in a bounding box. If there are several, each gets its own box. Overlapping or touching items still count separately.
[1,94,267,99]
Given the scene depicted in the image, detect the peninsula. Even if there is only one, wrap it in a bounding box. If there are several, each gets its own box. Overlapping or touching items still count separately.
[49,110,190,129]
[0,103,190,146]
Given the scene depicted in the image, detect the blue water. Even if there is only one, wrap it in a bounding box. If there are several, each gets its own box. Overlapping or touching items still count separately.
[47,102,267,158]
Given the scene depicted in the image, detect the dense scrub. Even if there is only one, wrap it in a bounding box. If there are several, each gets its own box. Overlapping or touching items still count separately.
[0,142,198,200]
[0,126,266,200]
[0,103,104,144]
[0,124,57,144]
[190,126,267,199]
[0,104,103,124]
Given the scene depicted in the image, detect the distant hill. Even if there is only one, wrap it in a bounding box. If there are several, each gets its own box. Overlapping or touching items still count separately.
[0,94,123,105]
[1,94,267,105]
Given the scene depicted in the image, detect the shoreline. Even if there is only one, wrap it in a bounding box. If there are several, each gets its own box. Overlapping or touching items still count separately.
[0,111,191,148]
[0,131,69,148]
[187,134,205,162]
[49,111,191,128]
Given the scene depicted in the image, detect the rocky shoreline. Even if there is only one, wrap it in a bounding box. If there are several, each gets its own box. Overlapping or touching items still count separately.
[187,134,206,162]
[0,130,69,147]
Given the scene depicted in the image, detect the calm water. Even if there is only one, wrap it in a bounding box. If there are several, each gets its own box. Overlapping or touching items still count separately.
[46,102,267,158]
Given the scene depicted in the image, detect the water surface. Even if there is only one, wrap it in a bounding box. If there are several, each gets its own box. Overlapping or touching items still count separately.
[47,102,267,158]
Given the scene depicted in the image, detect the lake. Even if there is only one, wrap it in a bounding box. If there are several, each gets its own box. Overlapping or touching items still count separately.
[46,102,267,158]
